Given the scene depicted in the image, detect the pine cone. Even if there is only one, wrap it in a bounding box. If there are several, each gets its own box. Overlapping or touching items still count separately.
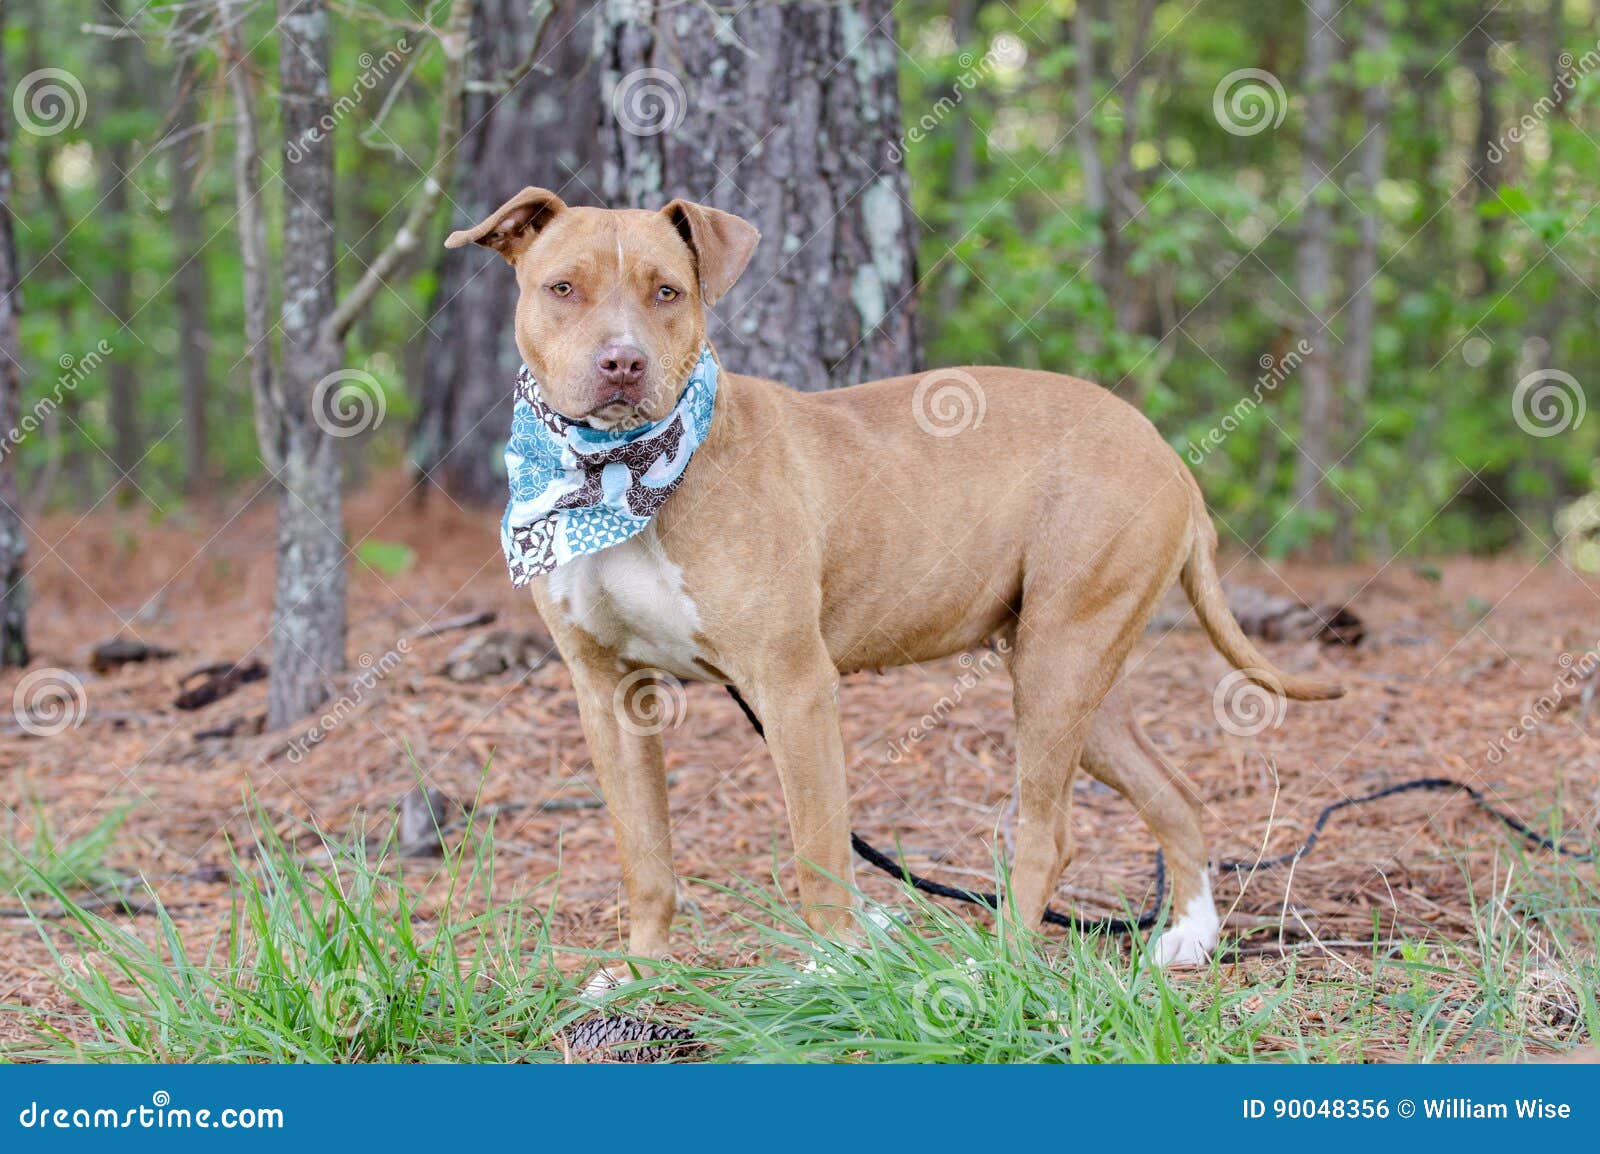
[563,1014,697,1063]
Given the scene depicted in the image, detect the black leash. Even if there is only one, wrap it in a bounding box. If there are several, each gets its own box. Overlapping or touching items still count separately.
[723,685,1593,935]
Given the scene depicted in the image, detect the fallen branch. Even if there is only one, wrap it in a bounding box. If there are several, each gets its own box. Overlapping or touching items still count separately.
[404,608,497,639]
[1225,584,1365,646]
[91,637,177,672]
[175,660,267,711]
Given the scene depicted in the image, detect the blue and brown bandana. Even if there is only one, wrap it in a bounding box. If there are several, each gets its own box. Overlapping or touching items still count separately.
[501,346,718,585]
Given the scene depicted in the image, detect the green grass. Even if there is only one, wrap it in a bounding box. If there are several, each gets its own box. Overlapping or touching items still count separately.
[597,874,1301,1063]
[1,805,129,900]
[9,809,1597,1063]
[592,834,1599,1063]
[1380,848,1599,1061]
[14,811,584,1062]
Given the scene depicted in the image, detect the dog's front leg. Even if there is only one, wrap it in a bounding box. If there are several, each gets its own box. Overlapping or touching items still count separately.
[746,648,856,939]
[564,651,677,965]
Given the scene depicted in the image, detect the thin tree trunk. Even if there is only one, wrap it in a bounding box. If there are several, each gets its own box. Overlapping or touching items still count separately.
[23,5,93,503]
[171,50,212,496]
[0,0,30,666]
[98,0,141,495]
[1467,11,1502,293]
[1105,0,1156,345]
[271,0,347,727]
[416,0,599,502]
[1073,0,1108,228]
[1071,0,1111,365]
[1071,0,1157,395]
[601,0,920,391]
[1294,0,1337,535]
[28,139,93,504]
[223,0,471,726]
[1526,0,1568,533]
[1335,5,1389,560]
[934,0,978,325]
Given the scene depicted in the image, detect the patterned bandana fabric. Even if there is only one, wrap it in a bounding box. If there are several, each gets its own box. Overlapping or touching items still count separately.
[501,345,719,585]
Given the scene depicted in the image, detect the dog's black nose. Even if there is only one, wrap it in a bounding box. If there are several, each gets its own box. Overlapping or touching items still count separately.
[595,343,648,391]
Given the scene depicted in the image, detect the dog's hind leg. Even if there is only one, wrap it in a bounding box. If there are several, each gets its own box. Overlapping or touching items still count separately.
[1006,544,1188,933]
[1006,616,1138,932]
[1081,679,1217,966]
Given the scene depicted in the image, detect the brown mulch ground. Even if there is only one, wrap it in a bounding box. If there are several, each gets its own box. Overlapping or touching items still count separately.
[2,475,1598,1049]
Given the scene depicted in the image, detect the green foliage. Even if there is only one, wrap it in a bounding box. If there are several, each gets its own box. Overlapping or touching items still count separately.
[896,0,1596,556]
[6,2,446,504]
[356,538,416,578]
[16,810,582,1062]
[0,805,128,899]
[6,1,1595,555]
[10,807,1595,1062]
[604,873,1293,1063]
[596,843,1598,1062]
[1384,849,1599,1060]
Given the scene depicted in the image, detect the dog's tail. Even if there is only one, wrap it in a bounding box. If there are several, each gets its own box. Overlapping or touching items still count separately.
[1179,477,1344,702]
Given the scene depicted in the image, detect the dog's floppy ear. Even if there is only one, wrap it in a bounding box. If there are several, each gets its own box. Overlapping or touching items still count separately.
[444,187,566,263]
[661,199,760,306]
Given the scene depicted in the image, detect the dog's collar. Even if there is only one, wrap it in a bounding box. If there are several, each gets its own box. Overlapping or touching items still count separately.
[501,346,718,585]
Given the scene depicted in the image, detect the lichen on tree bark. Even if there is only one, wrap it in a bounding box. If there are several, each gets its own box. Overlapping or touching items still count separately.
[599,0,921,391]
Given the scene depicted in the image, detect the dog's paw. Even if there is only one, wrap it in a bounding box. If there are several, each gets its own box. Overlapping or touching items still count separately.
[580,967,623,1002]
[1149,889,1220,969]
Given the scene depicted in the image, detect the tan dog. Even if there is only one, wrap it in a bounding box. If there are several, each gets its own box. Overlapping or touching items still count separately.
[446,188,1343,970]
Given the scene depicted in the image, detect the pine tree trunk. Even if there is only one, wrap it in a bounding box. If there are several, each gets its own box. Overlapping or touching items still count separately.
[171,51,212,496]
[1335,5,1388,560]
[99,0,141,495]
[1467,11,1502,293]
[416,0,602,502]
[1294,0,1337,535]
[271,0,346,727]
[935,0,978,324]
[600,0,920,391]
[0,3,30,667]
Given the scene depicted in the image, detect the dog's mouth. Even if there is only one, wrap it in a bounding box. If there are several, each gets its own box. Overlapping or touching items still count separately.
[581,401,651,432]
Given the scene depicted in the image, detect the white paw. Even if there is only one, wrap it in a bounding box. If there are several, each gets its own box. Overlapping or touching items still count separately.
[1150,884,1220,969]
[861,903,899,934]
[580,967,622,1001]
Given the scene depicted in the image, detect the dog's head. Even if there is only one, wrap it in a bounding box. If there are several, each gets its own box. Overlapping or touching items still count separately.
[445,188,760,431]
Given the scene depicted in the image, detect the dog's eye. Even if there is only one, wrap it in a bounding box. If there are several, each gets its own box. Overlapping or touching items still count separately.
[549,282,573,298]
[656,285,679,302]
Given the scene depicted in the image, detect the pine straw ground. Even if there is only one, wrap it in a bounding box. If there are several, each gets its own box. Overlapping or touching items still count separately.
[1,476,1597,1059]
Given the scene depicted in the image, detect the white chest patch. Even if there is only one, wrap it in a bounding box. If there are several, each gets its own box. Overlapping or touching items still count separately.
[546,525,708,679]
